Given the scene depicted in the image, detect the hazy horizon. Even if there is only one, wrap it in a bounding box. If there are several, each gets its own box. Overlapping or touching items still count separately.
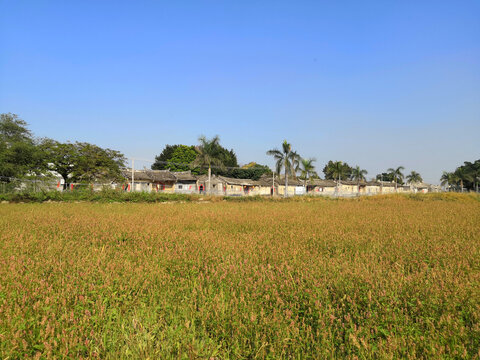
[1,1,479,184]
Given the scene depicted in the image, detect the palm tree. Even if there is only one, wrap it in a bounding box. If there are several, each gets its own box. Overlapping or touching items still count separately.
[454,167,473,193]
[329,161,350,193]
[406,171,423,192]
[406,171,422,184]
[299,158,317,191]
[351,166,368,194]
[266,140,298,197]
[192,135,225,194]
[290,151,302,180]
[440,171,459,192]
[387,166,405,192]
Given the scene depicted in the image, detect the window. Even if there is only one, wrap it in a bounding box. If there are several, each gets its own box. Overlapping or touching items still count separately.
[178,185,183,189]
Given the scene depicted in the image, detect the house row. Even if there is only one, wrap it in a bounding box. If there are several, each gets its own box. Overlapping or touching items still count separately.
[120,170,436,196]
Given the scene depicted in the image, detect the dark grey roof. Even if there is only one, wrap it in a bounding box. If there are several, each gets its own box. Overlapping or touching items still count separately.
[275,176,304,186]
[196,175,223,185]
[338,180,360,186]
[173,171,197,181]
[217,176,256,186]
[148,170,177,182]
[122,170,152,181]
[308,179,337,187]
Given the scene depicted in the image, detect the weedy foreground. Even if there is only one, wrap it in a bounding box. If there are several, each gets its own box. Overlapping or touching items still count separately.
[0,194,479,359]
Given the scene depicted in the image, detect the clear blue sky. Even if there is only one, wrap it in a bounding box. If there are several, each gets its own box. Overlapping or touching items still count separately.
[1,1,479,183]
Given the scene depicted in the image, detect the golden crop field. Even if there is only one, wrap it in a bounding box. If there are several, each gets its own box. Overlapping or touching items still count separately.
[0,195,479,359]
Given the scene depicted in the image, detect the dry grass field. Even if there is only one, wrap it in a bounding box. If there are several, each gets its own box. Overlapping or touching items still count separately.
[0,194,479,359]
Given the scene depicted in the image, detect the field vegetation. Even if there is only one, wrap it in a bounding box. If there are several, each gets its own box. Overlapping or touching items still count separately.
[0,194,479,358]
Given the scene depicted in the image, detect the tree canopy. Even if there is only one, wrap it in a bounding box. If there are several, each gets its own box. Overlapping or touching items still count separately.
[0,113,126,186]
[0,113,46,179]
[323,161,352,181]
[152,145,182,170]
[167,145,199,173]
[299,158,318,183]
[376,172,395,182]
[41,140,126,187]
[406,171,423,184]
[351,166,368,182]
[454,160,480,191]
[225,163,272,180]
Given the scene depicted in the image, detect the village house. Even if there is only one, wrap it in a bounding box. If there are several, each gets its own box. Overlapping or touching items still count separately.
[337,180,359,195]
[217,176,258,196]
[360,181,381,195]
[196,174,224,195]
[122,170,152,192]
[257,174,276,196]
[173,171,198,194]
[276,176,305,196]
[149,170,176,193]
[117,169,423,197]
[379,181,397,194]
[305,179,337,195]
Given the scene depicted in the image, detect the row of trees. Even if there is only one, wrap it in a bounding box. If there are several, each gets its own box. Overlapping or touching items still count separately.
[0,113,126,188]
[8,113,474,194]
[441,160,480,192]
[156,137,426,197]
[151,137,272,180]
[266,140,425,196]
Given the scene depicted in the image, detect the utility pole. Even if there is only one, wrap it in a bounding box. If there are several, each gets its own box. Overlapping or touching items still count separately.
[337,174,340,197]
[131,158,135,192]
[207,166,211,195]
[272,172,275,197]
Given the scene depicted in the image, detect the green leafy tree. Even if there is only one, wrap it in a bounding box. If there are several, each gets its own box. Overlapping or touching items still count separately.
[0,113,32,144]
[167,145,199,172]
[387,166,405,191]
[461,160,480,192]
[228,163,272,180]
[442,160,480,192]
[215,147,238,169]
[40,140,78,189]
[266,140,299,197]
[323,161,352,181]
[151,145,181,170]
[72,142,125,183]
[0,113,47,180]
[42,140,126,188]
[376,172,394,182]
